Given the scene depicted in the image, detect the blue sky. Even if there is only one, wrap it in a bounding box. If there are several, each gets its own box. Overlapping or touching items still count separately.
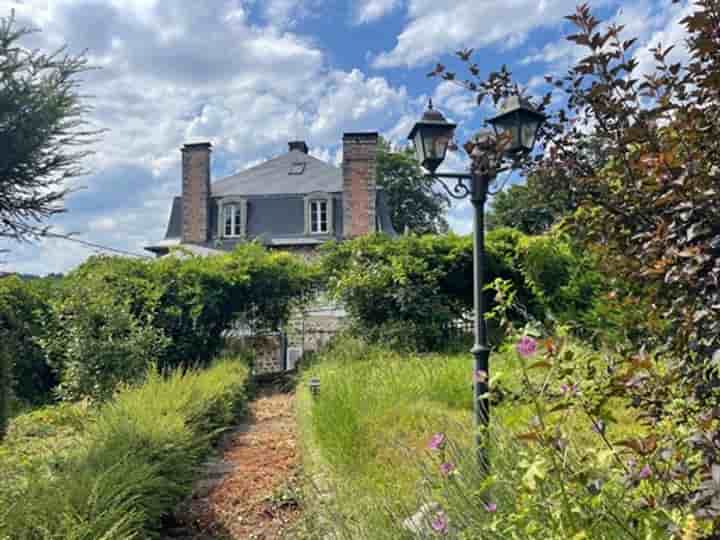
[0,0,692,274]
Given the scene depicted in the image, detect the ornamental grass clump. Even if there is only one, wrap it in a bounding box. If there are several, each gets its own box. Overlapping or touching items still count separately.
[0,358,249,539]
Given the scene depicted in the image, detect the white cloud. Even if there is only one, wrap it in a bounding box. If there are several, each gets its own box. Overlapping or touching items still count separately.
[354,0,401,24]
[432,81,477,119]
[0,0,412,274]
[521,0,692,77]
[373,0,610,68]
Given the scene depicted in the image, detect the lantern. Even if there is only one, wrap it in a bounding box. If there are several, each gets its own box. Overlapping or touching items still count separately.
[407,100,457,174]
[487,95,545,154]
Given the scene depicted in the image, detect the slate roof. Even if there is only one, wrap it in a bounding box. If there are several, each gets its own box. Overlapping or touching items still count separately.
[211,150,342,196]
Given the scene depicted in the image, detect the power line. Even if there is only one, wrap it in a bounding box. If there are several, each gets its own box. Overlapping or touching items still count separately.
[39,230,154,259]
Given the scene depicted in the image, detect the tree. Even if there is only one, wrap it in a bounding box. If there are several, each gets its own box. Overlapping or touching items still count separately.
[488,138,605,234]
[376,138,449,234]
[0,12,98,241]
[428,1,720,532]
[486,178,573,234]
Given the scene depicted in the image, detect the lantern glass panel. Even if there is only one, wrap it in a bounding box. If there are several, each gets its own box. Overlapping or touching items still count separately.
[427,126,451,163]
[521,117,541,150]
[413,129,426,165]
[493,116,521,153]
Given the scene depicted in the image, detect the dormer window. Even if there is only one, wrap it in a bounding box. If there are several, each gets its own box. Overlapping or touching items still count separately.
[223,204,243,237]
[304,192,333,236]
[310,200,328,233]
[289,162,306,175]
[217,197,247,239]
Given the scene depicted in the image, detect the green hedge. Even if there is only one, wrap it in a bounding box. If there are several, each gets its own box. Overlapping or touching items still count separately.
[320,232,535,351]
[320,230,650,351]
[0,358,250,539]
[0,243,316,403]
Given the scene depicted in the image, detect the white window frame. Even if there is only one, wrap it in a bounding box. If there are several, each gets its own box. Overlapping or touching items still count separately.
[310,199,329,234]
[216,197,247,239]
[304,192,333,236]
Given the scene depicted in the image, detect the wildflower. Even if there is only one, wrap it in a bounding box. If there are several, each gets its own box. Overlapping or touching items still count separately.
[428,432,446,451]
[638,464,652,479]
[430,511,449,535]
[439,462,455,477]
[484,502,497,513]
[474,369,488,383]
[516,336,537,358]
[560,382,578,396]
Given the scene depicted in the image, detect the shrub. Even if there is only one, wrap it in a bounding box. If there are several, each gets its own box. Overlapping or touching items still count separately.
[0,277,57,405]
[321,231,621,351]
[322,233,521,351]
[0,341,8,441]
[41,284,170,401]
[69,242,316,371]
[0,358,250,539]
[18,242,316,403]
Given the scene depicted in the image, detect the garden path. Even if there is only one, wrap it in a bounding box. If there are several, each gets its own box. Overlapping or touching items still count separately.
[163,385,301,540]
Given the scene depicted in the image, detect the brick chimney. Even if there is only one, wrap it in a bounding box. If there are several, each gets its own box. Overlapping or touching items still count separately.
[288,140,309,154]
[181,142,212,244]
[342,132,378,238]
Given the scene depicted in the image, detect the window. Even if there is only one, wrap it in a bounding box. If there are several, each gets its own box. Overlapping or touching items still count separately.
[304,192,333,236]
[223,204,243,236]
[289,162,306,175]
[310,199,328,234]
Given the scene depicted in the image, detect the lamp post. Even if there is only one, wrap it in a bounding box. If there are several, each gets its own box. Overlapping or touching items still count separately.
[408,96,545,466]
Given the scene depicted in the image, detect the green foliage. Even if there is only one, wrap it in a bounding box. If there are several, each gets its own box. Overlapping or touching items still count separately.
[320,230,626,351]
[0,341,8,441]
[0,242,314,402]
[0,13,99,241]
[429,2,720,531]
[488,176,577,235]
[41,284,169,401]
[321,234,474,350]
[0,277,57,405]
[0,358,250,539]
[296,335,702,539]
[377,138,449,234]
[68,242,316,372]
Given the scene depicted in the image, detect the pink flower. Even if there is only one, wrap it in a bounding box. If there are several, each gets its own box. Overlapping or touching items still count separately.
[638,464,652,479]
[516,336,537,358]
[560,383,578,396]
[428,432,446,451]
[484,502,497,513]
[474,369,488,383]
[440,462,455,477]
[430,511,449,535]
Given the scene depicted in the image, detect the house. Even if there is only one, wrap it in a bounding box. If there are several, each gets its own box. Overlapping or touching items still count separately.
[146,132,396,256]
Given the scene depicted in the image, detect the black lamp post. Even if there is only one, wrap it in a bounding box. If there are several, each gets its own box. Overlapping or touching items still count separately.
[408,96,545,466]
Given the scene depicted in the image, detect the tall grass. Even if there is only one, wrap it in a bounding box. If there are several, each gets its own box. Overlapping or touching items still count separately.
[0,359,249,539]
[297,338,646,539]
[0,341,8,441]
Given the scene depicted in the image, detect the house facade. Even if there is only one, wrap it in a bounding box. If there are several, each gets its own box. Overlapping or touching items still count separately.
[146,132,396,256]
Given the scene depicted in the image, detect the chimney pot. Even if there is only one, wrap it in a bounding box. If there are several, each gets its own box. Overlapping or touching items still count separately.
[288,141,309,154]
